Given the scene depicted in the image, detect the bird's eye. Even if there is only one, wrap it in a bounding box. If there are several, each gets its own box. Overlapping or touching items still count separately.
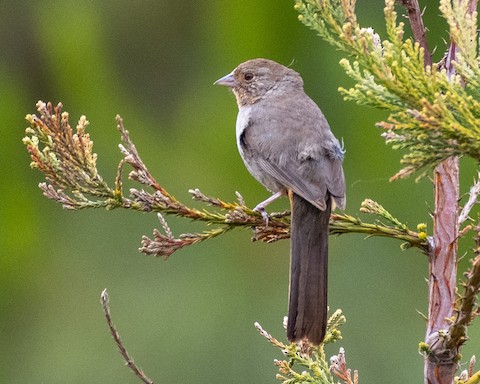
[244,72,254,81]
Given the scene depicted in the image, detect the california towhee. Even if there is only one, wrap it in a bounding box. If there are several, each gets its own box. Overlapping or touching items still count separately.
[215,58,345,345]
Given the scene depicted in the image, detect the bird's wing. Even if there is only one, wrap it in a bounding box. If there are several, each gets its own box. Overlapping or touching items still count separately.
[240,98,346,211]
[253,156,328,209]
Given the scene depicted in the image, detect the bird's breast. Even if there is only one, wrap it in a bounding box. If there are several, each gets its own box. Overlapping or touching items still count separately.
[234,104,285,193]
[236,105,252,155]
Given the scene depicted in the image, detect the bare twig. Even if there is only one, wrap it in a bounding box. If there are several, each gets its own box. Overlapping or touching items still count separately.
[397,0,432,66]
[447,226,480,350]
[458,174,480,227]
[100,289,154,384]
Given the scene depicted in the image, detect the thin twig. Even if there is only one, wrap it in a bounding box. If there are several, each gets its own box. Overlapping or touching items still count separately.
[447,224,480,350]
[458,174,480,227]
[397,0,432,66]
[100,289,154,384]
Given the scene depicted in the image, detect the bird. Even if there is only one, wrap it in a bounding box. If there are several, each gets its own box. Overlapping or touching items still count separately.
[215,58,345,345]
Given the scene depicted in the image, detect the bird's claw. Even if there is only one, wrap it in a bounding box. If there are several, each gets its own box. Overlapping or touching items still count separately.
[254,205,270,226]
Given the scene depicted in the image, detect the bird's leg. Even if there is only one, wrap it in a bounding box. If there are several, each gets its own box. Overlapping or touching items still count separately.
[253,191,285,225]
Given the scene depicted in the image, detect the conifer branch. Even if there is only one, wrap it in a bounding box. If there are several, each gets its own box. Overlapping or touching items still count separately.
[294,0,480,180]
[293,1,480,382]
[23,101,428,259]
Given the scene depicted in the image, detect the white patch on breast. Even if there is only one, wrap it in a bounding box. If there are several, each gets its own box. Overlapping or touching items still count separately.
[235,105,252,155]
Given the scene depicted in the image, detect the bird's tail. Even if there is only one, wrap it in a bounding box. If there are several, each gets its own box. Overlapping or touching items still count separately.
[287,192,331,345]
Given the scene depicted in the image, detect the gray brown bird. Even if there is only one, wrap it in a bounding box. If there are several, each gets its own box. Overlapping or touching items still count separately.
[215,58,345,345]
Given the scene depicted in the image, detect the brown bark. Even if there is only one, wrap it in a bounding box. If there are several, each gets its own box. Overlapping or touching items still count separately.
[396,0,432,67]
[424,158,459,384]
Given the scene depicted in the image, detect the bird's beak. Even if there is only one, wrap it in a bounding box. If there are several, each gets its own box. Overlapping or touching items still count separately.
[214,71,237,87]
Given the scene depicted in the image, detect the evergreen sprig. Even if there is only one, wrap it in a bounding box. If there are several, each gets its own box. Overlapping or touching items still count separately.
[255,310,356,384]
[23,101,427,259]
[294,0,480,180]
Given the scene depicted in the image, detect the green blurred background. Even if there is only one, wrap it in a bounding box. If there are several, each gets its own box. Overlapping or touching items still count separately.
[2,1,479,383]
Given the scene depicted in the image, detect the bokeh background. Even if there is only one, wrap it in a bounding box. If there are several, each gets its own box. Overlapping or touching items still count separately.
[2,1,479,383]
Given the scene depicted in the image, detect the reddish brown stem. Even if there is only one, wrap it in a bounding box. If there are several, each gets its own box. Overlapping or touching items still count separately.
[423,1,477,382]
[396,1,479,382]
[423,22,459,384]
[397,0,432,66]
[424,158,459,384]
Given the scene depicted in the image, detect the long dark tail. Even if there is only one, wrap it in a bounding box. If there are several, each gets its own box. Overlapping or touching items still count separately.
[287,192,331,345]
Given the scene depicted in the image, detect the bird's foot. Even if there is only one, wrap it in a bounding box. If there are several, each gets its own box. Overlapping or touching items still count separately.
[253,204,270,227]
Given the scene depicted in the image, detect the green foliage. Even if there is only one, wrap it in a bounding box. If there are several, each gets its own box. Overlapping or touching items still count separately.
[295,0,480,180]
[255,310,357,384]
